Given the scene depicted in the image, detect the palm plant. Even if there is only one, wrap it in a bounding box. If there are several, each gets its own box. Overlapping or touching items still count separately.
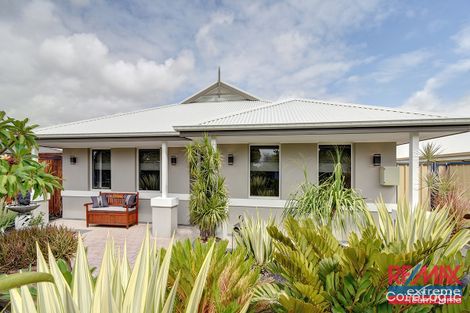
[186,135,228,240]
[283,163,369,233]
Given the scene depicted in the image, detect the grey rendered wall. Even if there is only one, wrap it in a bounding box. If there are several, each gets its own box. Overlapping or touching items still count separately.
[219,144,249,198]
[62,148,89,190]
[178,200,191,225]
[62,196,88,219]
[281,144,317,199]
[111,148,136,191]
[168,147,189,194]
[354,142,396,203]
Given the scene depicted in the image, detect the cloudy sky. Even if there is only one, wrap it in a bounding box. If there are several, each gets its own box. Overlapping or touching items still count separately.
[1,0,470,127]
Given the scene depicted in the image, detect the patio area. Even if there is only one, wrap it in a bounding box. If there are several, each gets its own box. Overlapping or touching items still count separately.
[51,219,199,269]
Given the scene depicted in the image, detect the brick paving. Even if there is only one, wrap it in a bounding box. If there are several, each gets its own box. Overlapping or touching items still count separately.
[51,219,199,269]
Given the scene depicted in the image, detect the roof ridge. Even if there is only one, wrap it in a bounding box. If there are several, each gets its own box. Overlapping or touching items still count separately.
[36,103,179,132]
[199,99,292,125]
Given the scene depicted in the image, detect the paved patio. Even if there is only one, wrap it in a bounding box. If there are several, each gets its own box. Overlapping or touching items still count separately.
[51,219,199,269]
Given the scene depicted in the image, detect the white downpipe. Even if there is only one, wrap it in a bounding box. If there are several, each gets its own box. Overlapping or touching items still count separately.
[161,142,168,198]
[409,132,420,210]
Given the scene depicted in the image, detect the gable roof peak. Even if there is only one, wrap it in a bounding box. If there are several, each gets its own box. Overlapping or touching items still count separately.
[180,78,260,104]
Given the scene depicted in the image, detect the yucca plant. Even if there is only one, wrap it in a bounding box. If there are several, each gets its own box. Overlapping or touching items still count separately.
[235,214,274,268]
[168,239,259,313]
[6,228,217,313]
[186,134,228,240]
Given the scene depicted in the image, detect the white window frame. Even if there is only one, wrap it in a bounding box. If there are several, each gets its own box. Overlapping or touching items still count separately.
[248,144,281,199]
[316,143,354,188]
[90,149,112,190]
[136,148,161,192]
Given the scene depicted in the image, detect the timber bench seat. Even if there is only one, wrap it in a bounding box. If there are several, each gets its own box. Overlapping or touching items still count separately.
[84,192,139,228]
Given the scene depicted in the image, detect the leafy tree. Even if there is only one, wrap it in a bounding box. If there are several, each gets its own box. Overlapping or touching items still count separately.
[0,111,62,205]
[186,135,228,240]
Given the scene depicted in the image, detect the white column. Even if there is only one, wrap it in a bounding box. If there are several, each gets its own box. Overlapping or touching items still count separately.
[409,132,420,209]
[161,142,168,198]
[211,137,217,149]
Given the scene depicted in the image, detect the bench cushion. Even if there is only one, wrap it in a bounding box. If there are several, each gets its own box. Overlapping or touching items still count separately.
[89,206,136,212]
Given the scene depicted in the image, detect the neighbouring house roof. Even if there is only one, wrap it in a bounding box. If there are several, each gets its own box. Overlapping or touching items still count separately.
[397,131,470,161]
[36,80,470,144]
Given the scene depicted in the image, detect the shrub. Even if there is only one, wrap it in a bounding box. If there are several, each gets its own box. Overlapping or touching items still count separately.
[168,238,259,313]
[235,214,274,268]
[261,202,470,312]
[0,225,77,273]
[0,205,16,233]
[6,229,248,313]
[283,163,369,232]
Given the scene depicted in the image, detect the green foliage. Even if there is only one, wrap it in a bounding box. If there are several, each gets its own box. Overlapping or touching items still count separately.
[283,163,370,233]
[0,111,62,202]
[0,225,77,273]
[186,135,228,240]
[0,203,16,233]
[265,200,470,312]
[6,230,242,313]
[139,173,159,191]
[0,272,53,292]
[168,238,259,313]
[235,214,274,268]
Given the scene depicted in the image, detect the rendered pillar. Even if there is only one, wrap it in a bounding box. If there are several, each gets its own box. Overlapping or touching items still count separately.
[161,142,168,198]
[409,132,420,209]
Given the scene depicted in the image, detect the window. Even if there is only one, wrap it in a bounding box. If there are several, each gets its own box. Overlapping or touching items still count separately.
[318,145,352,188]
[139,149,160,191]
[92,150,111,189]
[250,145,279,197]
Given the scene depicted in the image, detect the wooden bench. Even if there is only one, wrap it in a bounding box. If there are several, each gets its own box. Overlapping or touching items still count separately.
[84,192,139,228]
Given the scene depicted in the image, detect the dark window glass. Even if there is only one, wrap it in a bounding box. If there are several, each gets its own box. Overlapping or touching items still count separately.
[250,146,279,197]
[318,145,351,188]
[139,149,160,191]
[92,150,111,189]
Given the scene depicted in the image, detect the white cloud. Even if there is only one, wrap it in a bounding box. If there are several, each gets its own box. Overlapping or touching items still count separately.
[195,12,234,56]
[373,50,431,83]
[453,25,470,54]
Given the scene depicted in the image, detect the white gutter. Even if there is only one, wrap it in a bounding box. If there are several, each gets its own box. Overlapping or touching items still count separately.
[36,131,181,139]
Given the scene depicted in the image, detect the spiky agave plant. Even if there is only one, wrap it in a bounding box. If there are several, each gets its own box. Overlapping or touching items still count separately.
[186,134,228,240]
[6,228,218,313]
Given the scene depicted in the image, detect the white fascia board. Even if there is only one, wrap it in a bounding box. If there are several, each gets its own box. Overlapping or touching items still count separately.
[35,131,180,139]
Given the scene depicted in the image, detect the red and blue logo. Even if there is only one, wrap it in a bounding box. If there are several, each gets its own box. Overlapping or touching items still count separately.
[387,264,463,305]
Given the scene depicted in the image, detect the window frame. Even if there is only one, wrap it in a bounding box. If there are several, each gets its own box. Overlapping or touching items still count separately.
[248,144,281,199]
[317,143,354,188]
[136,148,161,192]
[90,149,112,190]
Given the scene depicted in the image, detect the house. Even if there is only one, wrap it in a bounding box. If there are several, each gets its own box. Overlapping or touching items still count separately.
[36,78,470,236]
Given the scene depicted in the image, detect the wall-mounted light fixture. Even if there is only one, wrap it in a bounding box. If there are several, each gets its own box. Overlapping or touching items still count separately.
[170,155,177,166]
[372,154,381,166]
[70,156,77,165]
[228,154,234,165]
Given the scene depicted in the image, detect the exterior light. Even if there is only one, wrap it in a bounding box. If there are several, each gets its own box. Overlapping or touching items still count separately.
[372,154,381,166]
[228,154,234,165]
[70,156,77,165]
[170,155,177,165]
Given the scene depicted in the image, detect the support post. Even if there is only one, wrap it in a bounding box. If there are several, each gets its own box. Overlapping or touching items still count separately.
[409,132,420,209]
[211,137,217,149]
[161,142,168,198]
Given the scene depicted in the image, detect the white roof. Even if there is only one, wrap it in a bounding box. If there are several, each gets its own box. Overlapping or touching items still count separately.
[36,81,470,141]
[195,99,445,128]
[397,131,470,160]
[36,100,269,137]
